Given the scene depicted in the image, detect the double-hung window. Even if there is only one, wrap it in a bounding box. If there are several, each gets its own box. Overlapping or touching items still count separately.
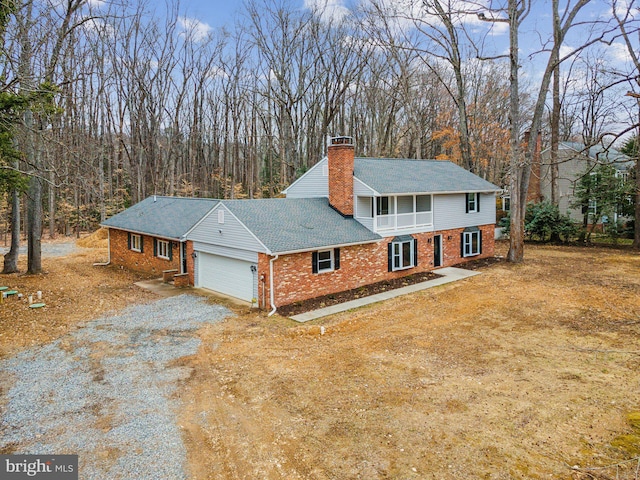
[312,248,341,274]
[388,236,417,271]
[129,234,142,252]
[155,239,171,260]
[462,228,482,257]
[466,193,480,213]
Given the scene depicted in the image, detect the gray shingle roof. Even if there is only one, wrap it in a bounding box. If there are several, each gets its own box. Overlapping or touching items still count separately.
[102,196,219,239]
[222,197,381,253]
[354,158,500,194]
[556,142,634,167]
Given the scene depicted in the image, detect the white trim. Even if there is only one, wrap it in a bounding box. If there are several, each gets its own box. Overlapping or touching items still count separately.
[352,179,499,196]
[390,238,415,271]
[316,249,334,273]
[130,233,142,252]
[268,254,279,316]
[101,225,180,242]
[156,239,171,260]
[462,230,481,257]
[272,238,380,256]
[466,193,479,213]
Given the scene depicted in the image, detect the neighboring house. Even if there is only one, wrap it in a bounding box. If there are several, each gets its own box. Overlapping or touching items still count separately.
[102,136,500,312]
[539,142,633,223]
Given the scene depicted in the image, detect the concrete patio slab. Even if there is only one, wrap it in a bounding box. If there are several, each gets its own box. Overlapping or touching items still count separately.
[289,267,481,322]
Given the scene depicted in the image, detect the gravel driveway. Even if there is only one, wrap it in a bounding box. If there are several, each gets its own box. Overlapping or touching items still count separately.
[0,295,230,479]
[0,240,80,258]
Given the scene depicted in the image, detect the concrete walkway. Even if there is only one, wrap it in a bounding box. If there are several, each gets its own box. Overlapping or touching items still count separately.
[289,267,481,322]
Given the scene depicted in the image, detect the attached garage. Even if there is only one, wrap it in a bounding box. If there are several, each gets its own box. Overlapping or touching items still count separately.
[196,252,257,302]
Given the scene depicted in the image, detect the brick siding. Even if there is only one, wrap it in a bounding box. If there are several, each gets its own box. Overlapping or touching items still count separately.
[258,224,495,309]
[109,228,181,276]
[328,143,354,216]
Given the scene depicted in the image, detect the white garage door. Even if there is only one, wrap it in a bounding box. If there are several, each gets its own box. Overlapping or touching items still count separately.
[197,253,256,302]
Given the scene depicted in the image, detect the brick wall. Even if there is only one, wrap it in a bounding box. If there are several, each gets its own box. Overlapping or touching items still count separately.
[186,241,195,286]
[109,228,181,276]
[260,224,495,308]
[328,143,354,216]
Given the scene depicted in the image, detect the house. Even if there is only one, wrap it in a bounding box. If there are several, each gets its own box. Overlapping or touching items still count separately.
[102,136,500,313]
[539,141,633,223]
[102,196,218,285]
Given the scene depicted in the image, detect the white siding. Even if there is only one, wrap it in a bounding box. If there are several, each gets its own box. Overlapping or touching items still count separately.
[193,242,258,262]
[284,158,329,198]
[433,193,496,231]
[354,178,376,196]
[187,205,265,253]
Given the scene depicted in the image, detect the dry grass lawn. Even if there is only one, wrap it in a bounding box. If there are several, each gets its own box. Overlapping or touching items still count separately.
[179,243,640,480]
[2,240,639,479]
[0,243,154,358]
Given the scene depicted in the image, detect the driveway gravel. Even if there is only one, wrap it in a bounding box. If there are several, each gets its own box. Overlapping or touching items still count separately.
[0,241,80,258]
[0,294,230,479]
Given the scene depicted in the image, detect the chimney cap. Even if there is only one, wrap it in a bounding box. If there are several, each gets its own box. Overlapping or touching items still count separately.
[328,136,353,147]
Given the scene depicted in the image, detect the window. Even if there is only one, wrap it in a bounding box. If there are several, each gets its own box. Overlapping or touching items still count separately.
[617,171,629,183]
[376,196,391,215]
[356,196,373,218]
[312,248,341,274]
[129,234,142,252]
[502,196,511,212]
[388,236,417,271]
[466,193,480,213]
[462,229,482,257]
[155,239,171,260]
[397,196,413,214]
[416,195,431,212]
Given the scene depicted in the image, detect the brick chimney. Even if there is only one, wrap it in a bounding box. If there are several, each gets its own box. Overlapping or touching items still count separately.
[327,136,355,216]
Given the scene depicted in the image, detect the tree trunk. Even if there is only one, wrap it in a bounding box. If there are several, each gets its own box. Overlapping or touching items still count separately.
[48,169,56,238]
[634,156,640,249]
[507,0,524,263]
[27,174,42,274]
[2,182,21,274]
[550,63,560,206]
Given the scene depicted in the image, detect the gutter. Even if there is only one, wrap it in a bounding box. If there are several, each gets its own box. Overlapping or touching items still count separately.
[98,225,180,242]
[268,254,279,317]
[93,228,111,266]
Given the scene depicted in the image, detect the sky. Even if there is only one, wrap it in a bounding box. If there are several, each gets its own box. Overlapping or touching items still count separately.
[167,0,634,67]
[82,0,637,94]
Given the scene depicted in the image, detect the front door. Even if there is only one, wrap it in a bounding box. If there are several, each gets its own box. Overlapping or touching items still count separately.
[181,242,188,274]
[434,235,442,267]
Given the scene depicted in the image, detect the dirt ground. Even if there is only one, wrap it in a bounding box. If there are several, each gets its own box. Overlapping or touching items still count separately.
[2,239,640,479]
[0,240,154,358]
[179,242,640,480]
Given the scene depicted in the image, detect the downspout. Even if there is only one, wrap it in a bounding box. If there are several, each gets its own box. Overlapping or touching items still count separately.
[93,228,111,266]
[268,254,279,316]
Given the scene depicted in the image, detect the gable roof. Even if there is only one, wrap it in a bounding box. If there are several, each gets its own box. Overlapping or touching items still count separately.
[221,197,381,254]
[353,158,500,195]
[545,142,634,168]
[102,196,219,240]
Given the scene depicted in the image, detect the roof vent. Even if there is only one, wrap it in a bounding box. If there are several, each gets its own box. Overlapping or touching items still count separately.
[328,136,353,147]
